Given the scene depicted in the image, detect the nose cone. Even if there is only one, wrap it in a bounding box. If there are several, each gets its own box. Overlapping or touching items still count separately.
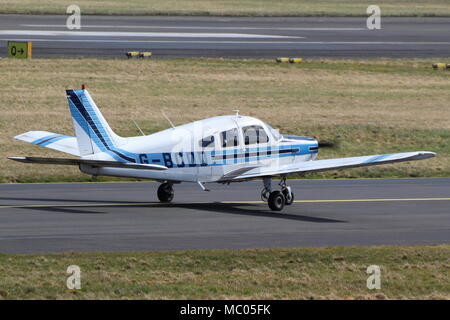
[282,135,319,153]
[309,138,319,154]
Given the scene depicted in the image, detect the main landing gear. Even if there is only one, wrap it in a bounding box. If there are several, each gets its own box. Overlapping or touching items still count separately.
[261,177,294,211]
[157,182,174,203]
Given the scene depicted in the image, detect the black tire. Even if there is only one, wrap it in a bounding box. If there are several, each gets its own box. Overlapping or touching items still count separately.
[157,183,174,203]
[283,189,294,205]
[268,191,285,211]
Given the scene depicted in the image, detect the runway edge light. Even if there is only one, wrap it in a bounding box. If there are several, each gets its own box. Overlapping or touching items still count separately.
[126,51,152,59]
[126,51,140,59]
[289,58,303,63]
[139,52,152,58]
[432,63,448,69]
[276,57,290,63]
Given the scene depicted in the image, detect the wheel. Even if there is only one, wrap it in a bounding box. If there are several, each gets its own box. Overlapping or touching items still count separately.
[157,183,174,203]
[283,189,294,205]
[268,191,285,211]
[157,183,174,202]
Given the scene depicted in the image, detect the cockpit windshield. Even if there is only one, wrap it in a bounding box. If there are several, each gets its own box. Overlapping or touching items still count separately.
[265,123,282,141]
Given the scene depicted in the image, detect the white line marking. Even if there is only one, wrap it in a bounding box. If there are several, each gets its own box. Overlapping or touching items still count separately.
[0,30,296,39]
[21,24,366,31]
[0,38,302,44]
[1,39,450,45]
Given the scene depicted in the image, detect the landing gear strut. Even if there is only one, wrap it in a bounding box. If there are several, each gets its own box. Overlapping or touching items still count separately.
[279,177,294,205]
[261,177,294,211]
[157,182,174,203]
[260,177,272,202]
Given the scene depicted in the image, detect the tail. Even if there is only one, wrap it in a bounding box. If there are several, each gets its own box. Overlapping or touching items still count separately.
[66,87,125,156]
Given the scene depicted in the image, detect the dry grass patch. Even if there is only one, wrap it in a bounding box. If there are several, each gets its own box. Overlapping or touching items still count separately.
[0,245,448,299]
[0,58,449,182]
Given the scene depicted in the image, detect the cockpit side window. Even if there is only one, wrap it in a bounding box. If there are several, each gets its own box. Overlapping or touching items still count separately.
[220,128,239,148]
[199,135,215,148]
[242,125,269,145]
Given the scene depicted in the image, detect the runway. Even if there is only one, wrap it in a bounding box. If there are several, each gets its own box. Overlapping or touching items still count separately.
[1,15,450,58]
[0,178,449,253]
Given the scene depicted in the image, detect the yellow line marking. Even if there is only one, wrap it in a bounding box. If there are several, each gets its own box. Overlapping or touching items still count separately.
[299,198,450,203]
[223,198,450,204]
[0,198,449,209]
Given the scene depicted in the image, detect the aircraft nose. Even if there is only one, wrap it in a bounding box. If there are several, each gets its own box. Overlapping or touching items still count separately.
[309,138,319,153]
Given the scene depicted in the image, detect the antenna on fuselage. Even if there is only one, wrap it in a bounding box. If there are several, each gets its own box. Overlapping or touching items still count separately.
[233,110,240,117]
[162,110,176,129]
[132,120,146,136]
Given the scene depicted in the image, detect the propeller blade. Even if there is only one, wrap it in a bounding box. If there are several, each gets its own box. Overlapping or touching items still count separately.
[318,141,339,149]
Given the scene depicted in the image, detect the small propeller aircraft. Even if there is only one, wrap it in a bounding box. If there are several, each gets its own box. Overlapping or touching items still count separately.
[9,86,436,211]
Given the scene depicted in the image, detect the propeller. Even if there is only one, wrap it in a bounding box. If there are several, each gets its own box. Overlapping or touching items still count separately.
[318,140,339,149]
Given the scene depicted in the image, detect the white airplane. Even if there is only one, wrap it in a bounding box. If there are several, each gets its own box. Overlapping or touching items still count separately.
[9,86,436,211]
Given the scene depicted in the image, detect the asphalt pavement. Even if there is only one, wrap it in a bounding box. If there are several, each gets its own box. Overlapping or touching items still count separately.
[1,15,450,58]
[0,178,449,253]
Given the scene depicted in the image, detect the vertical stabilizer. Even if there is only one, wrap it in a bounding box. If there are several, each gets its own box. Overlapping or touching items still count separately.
[66,88,125,156]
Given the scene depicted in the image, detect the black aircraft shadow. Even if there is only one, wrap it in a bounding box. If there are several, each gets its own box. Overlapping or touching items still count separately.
[155,202,346,223]
[0,196,141,204]
[24,206,105,215]
[5,197,346,223]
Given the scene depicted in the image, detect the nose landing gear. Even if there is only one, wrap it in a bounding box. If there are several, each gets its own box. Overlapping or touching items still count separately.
[157,182,174,203]
[279,177,294,206]
[268,190,285,211]
[261,177,294,211]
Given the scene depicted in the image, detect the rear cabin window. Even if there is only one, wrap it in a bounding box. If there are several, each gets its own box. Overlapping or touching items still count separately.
[199,135,215,148]
[242,125,269,145]
[220,128,239,148]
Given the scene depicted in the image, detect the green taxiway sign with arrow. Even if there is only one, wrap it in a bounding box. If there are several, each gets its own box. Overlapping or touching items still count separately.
[8,41,32,59]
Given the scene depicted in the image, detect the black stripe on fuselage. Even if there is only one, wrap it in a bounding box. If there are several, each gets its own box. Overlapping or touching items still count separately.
[67,90,136,163]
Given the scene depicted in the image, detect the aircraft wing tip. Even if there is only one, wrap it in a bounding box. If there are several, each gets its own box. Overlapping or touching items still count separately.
[418,151,436,159]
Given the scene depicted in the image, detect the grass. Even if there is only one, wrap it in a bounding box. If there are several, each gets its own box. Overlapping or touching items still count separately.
[0,57,449,183]
[0,245,448,299]
[2,0,450,17]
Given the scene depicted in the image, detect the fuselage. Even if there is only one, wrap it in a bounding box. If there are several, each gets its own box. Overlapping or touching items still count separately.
[80,115,318,182]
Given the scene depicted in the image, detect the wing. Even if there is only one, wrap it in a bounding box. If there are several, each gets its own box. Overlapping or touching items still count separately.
[221,151,436,181]
[8,156,168,171]
[14,131,80,156]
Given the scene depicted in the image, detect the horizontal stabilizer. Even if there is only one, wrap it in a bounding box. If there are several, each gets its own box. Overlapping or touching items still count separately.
[14,131,80,156]
[8,156,168,171]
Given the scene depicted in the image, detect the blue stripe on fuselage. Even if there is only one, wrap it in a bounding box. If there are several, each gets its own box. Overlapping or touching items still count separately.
[136,143,317,168]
